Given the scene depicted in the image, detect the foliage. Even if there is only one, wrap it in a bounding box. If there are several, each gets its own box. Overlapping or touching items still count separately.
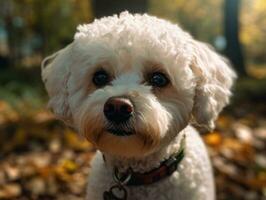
[1,0,266,69]
[0,0,93,67]
[0,101,94,199]
[0,100,266,199]
[241,0,266,64]
[149,0,223,43]
[149,0,266,67]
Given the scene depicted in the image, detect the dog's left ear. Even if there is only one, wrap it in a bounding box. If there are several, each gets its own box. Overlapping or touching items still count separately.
[41,44,73,125]
[190,40,237,131]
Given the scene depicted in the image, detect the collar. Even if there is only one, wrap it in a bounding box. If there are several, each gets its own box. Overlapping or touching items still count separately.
[110,134,186,186]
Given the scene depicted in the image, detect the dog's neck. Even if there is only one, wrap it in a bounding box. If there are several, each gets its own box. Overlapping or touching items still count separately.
[103,128,187,173]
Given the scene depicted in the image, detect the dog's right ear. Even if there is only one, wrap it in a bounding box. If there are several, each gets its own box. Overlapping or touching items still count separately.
[41,44,73,124]
[189,40,236,131]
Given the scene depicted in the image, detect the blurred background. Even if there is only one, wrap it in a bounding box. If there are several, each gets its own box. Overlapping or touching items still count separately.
[0,0,265,199]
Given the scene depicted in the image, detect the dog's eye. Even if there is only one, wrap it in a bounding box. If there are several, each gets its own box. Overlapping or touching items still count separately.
[149,72,169,87]
[93,70,110,87]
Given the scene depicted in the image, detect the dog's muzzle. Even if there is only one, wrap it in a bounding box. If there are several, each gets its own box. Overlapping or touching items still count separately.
[104,97,134,136]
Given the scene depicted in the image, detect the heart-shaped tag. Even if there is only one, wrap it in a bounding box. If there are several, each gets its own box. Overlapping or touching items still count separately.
[103,185,127,200]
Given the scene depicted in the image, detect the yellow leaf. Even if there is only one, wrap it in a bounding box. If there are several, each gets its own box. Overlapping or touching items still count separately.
[204,132,222,146]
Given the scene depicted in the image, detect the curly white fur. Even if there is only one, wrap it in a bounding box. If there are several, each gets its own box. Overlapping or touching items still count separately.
[41,11,236,200]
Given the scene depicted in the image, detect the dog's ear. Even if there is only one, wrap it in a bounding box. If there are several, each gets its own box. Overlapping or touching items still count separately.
[41,44,73,124]
[190,40,236,131]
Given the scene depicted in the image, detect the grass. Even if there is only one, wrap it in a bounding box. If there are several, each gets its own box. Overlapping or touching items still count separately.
[0,67,47,110]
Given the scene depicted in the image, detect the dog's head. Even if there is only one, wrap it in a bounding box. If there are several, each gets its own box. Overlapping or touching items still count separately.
[42,12,236,158]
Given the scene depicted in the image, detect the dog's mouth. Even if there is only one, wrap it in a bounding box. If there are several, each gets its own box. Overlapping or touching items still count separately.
[107,128,134,136]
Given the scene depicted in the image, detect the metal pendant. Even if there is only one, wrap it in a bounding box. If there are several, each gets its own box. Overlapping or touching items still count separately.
[103,167,132,200]
[103,185,127,200]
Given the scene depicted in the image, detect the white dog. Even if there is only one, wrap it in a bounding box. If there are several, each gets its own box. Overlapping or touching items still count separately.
[41,11,236,200]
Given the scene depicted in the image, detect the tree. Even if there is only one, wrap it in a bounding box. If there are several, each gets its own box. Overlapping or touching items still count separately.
[0,0,92,68]
[224,0,246,76]
[92,0,147,18]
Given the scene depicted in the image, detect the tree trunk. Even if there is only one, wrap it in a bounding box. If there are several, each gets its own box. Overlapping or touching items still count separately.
[0,1,14,69]
[224,0,246,76]
[92,0,148,18]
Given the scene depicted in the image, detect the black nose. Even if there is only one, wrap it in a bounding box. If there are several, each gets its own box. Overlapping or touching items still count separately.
[104,97,133,123]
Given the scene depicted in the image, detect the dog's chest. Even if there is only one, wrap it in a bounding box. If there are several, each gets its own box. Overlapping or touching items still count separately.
[86,129,215,200]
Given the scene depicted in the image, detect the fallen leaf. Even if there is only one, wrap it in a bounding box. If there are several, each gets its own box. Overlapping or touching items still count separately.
[204,132,223,146]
